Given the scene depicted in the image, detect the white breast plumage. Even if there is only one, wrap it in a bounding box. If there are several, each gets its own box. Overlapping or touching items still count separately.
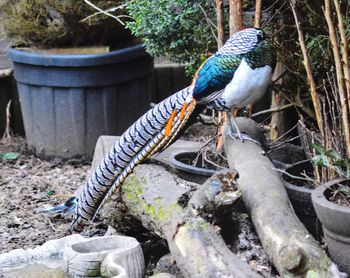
[222,58,273,109]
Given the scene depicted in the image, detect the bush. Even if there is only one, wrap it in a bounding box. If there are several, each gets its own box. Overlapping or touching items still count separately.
[0,0,132,48]
[126,0,216,71]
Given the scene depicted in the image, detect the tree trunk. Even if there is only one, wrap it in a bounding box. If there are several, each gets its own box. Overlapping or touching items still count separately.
[229,0,243,35]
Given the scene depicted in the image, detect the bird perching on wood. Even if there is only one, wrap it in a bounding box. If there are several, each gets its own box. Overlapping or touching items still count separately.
[43,28,276,232]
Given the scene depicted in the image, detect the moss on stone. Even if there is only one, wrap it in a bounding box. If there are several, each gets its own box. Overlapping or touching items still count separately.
[144,204,156,217]
[305,255,332,278]
[122,173,144,208]
[155,197,162,205]
[122,173,183,222]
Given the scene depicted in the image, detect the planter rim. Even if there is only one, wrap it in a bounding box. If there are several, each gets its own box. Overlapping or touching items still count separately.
[282,159,315,192]
[312,178,350,213]
[171,151,288,178]
[7,44,147,67]
[284,181,313,193]
[170,151,218,177]
[288,159,312,167]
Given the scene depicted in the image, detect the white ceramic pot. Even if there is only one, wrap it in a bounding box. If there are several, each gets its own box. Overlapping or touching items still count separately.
[64,235,144,278]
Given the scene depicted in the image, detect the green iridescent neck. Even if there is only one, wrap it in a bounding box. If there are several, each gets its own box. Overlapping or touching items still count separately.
[242,39,276,70]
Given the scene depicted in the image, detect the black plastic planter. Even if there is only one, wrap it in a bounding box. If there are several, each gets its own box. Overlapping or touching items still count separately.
[312,179,350,274]
[170,151,285,184]
[282,160,322,239]
[8,45,153,159]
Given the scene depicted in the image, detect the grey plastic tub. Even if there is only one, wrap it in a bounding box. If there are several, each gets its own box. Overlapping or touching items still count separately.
[8,45,153,159]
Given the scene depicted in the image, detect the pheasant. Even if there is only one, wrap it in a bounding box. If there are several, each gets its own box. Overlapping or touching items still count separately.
[43,28,276,232]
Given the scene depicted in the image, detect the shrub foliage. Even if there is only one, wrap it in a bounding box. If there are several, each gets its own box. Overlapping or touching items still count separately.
[0,0,130,48]
[126,0,216,68]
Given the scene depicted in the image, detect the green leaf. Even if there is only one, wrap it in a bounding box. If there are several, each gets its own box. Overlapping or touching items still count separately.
[47,190,55,196]
[312,154,329,167]
[338,186,350,195]
[311,143,325,154]
[0,152,19,160]
[325,149,341,160]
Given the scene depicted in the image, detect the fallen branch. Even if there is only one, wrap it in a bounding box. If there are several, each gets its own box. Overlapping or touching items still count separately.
[223,116,341,277]
[1,100,12,142]
[119,165,261,277]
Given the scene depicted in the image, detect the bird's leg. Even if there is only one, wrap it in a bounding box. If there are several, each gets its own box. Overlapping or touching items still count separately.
[232,108,239,118]
[227,111,243,141]
[244,104,253,117]
[226,112,260,145]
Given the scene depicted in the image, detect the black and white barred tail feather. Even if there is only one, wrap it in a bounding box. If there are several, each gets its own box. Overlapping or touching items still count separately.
[71,87,196,231]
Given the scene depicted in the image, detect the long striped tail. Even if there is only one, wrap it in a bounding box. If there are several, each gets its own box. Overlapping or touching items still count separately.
[71,87,197,232]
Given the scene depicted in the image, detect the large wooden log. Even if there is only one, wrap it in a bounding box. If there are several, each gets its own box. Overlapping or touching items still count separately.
[223,117,342,277]
[118,163,261,278]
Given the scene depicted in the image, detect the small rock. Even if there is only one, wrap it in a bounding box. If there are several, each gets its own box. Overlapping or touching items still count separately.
[22,223,32,229]
[104,225,120,236]
[8,216,23,228]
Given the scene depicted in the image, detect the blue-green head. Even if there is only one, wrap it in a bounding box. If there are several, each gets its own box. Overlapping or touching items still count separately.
[218,28,276,69]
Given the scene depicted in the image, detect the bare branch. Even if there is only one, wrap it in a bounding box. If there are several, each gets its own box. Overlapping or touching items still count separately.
[83,0,125,26]
[199,4,218,44]
[333,0,350,111]
[324,0,350,156]
[290,1,323,134]
[254,0,262,28]
[252,103,294,118]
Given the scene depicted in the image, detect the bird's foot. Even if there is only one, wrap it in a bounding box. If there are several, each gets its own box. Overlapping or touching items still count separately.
[228,131,261,145]
[243,104,253,118]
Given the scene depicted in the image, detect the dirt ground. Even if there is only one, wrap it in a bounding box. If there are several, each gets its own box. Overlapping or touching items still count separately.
[0,137,109,254]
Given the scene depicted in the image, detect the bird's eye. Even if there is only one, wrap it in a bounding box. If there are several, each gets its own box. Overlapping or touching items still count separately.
[257,31,264,41]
